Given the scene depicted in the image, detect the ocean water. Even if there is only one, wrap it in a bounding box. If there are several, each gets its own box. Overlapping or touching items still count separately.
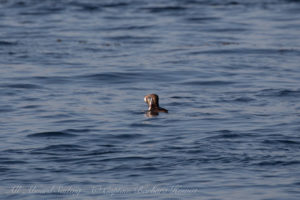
[1,0,300,199]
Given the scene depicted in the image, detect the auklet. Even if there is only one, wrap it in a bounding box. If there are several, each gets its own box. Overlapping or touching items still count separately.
[144,94,168,116]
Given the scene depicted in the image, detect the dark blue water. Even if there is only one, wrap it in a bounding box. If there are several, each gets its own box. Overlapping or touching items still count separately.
[1,0,300,199]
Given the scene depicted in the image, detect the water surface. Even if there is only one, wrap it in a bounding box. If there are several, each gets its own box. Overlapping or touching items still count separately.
[1,0,300,199]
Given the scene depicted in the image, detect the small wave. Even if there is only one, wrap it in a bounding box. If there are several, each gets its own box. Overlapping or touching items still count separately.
[80,72,137,79]
[185,17,220,22]
[105,35,160,44]
[83,148,121,156]
[143,6,186,13]
[19,9,63,15]
[71,2,102,11]
[0,83,42,89]
[71,2,128,11]
[0,40,18,46]
[53,119,88,124]
[294,181,300,186]
[278,89,300,97]
[1,161,27,165]
[101,156,155,162]
[255,160,300,166]
[78,71,172,84]
[262,139,300,145]
[101,2,129,8]
[64,129,92,133]
[78,72,140,84]
[130,122,166,128]
[22,105,40,109]
[205,28,248,33]
[189,48,300,55]
[135,164,158,171]
[171,96,194,99]
[205,130,242,139]
[0,167,10,172]
[27,131,77,138]
[107,133,144,139]
[0,159,27,164]
[218,41,240,46]
[0,106,14,113]
[33,76,71,84]
[182,80,235,86]
[233,97,255,102]
[100,25,153,31]
[37,144,84,152]
[219,96,255,103]
[257,89,300,97]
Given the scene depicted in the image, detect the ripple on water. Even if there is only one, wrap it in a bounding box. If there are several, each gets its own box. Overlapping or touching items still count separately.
[0,83,43,89]
[255,160,300,166]
[0,105,15,113]
[0,157,27,165]
[262,139,300,146]
[130,123,166,128]
[232,96,256,102]
[188,48,300,56]
[142,5,187,13]
[33,76,72,84]
[32,144,85,153]
[105,133,144,140]
[0,40,18,46]
[105,35,160,44]
[184,16,221,23]
[257,88,300,98]
[82,148,122,156]
[77,71,173,84]
[27,131,78,138]
[205,130,241,139]
[181,80,235,86]
[71,1,129,11]
[217,96,256,103]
